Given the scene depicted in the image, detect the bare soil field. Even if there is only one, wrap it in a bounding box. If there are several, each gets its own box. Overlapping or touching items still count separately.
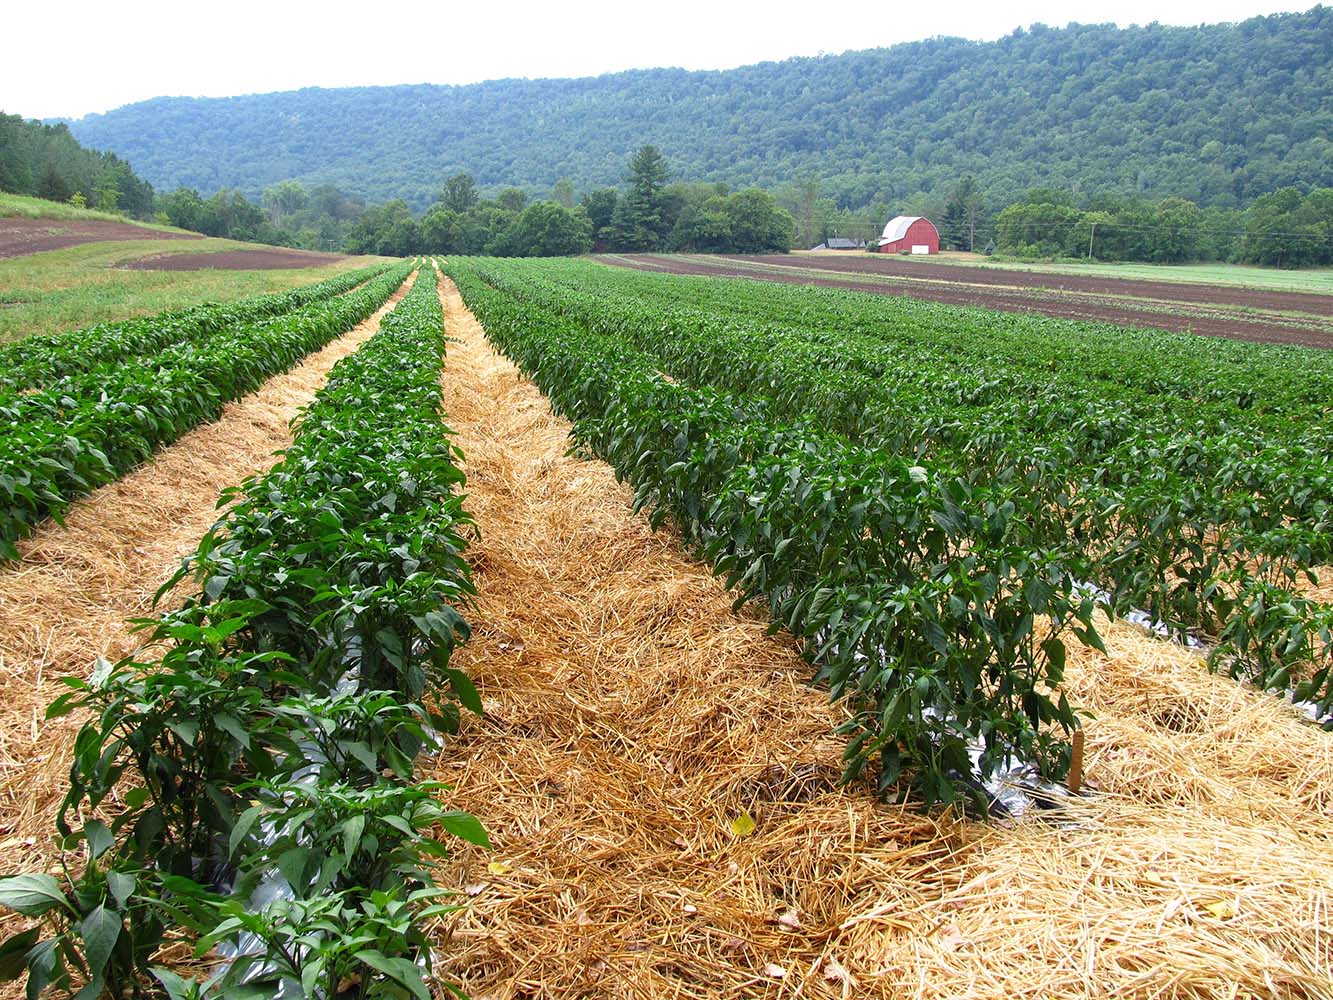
[121,248,348,271]
[603,254,1333,349]
[0,217,202,259]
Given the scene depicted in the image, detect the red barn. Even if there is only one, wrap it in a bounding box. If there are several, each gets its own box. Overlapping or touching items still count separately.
[874,216,940,254]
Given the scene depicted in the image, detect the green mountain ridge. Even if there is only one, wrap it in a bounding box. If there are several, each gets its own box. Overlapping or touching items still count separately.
[63,7,1333,212]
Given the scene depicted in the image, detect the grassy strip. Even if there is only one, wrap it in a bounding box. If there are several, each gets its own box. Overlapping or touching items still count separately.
[0,263,391,394]
[0,264,486,998]
[0,192,181,227]
[0,264,412,562]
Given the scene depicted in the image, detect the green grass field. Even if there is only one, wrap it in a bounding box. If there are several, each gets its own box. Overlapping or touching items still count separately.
[0,237,387,345]
[0,191,187,232]
[904,252,1333,295]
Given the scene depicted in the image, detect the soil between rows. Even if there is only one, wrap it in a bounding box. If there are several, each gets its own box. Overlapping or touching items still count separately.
[602,254,1333,349]
[425,275,1333,1000]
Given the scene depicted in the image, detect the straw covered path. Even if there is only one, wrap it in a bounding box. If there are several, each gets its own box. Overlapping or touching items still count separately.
[428,275,1333,1000]
[0,274,413,887]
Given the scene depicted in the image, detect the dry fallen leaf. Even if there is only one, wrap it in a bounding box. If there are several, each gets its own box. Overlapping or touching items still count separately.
[464,883,486,897]
[1199,897,1238,920]
[777,909,801,931]
[729,811,757,837]
[572,908,593,927]
[683,903,698,915]
[764,964,787,979]
[486,861,511,876]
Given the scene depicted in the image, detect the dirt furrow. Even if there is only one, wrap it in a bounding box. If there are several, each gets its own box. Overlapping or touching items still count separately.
[428,275,1333,1000]
[0,275,412,874]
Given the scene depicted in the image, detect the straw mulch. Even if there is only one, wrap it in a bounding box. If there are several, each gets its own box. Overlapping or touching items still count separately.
[426,277,1333,1000]
[0,279,411,936]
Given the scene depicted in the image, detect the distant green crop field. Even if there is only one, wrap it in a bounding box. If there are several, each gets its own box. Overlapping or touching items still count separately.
[0,239,383,344]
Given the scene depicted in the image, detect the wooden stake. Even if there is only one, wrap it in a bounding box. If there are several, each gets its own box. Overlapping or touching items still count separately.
[1068,729,1085,795]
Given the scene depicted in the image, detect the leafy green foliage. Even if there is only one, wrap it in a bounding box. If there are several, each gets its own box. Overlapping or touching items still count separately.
[0,113,155,218]
[64,10,1333,213]
[447,255,1333,805]
[0,264,410,561]
[0,263,388,394]
[0,265,486,997]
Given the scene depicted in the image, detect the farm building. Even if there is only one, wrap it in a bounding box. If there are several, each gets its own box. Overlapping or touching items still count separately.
[810,237,867,250]
[874,216,940,254]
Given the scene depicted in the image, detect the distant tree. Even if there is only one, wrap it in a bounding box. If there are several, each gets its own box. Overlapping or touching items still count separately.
[36,164,72,204]
[159,187,211,233]
[206,188,266,240]
[581,188,619,249]
[611,145,671,250]
[1151,196,1202,262]
[344,199,417,255]
[440,172,479,213]
[940,175,987,251]
[421,204,463,253]
[495,201,593,256]
[995,201,1081,256]
[792,176,822,249]
[495,187,529,213]
[263,180,309,225]
[95,166,122,211]
[671,196,733,252]
[724,189,795,253]
[551,177,575,207]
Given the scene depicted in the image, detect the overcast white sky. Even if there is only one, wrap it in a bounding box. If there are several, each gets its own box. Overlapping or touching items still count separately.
[1,0,1316,120]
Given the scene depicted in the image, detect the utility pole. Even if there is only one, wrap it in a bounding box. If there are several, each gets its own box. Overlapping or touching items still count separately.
[1087,221,1097,260]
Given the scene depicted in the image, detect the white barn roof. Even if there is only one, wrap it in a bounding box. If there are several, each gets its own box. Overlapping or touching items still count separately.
[880,216,923,243]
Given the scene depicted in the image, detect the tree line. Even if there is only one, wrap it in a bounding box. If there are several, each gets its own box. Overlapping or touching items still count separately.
[0,114,154,216]
[342,146,795,257]
[993,186,1333,267]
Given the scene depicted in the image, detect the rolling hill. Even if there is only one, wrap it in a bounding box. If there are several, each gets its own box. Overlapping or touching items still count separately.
[64,7,1332,212]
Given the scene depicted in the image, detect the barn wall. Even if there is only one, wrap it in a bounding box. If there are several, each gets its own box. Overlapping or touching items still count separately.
[873,217,941,254]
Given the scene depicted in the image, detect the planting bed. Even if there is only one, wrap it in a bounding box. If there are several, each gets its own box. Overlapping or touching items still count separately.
[424,273,1332,999]
[0,257,1329,999]
[121,248,348,271]
[0,218,202,260]
[603,253,1333,348]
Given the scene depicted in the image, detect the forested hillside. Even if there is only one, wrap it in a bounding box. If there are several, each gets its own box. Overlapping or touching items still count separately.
[64,8,1331,212]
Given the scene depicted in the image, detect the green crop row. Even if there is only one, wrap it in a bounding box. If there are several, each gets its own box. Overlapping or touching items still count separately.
[0,264,486,999]
[464,259,1333,717]
[446,257,1332,807]
[0,264,413,562]
[0,264,392,396]
[447,261,1103,807]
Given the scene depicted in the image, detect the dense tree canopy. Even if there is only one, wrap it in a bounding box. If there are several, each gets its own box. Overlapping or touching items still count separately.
[994,187,1333,266]
[62,9,1333,216]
